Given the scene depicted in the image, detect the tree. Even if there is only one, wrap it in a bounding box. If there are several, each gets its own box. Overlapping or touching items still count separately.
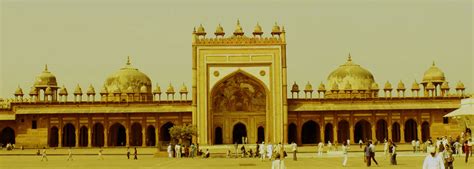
[169,124,197,146]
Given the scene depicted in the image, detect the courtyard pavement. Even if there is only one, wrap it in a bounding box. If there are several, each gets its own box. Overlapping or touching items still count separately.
[0,147,473,169]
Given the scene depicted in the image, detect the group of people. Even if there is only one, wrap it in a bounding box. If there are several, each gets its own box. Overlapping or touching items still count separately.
[167,143,209,158]
[0,143,15,150]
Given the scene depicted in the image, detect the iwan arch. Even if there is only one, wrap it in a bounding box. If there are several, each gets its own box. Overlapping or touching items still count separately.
[0,21,470,148]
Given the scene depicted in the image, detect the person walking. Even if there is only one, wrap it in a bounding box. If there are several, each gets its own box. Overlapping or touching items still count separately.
[342,141,349,167]
[423,146,444,169]
[369,141,378,166]
[364,143,371,166]
[327,141,333,153]
[383,140,389,159]
[40,147,48,162]
[267,143,273,159]
[98,147,104,160]
[318,142,324,156]
[167,144,173,158]
[260,142,266,161]
[412,140,417,153]
[127,147,131,159]
[234,142,239,158]
[359,139,363,148]
[67,147,73,161]
[416,140,421,153]
[271,153,286,169]
[464,140,470,163]
[390,141,397,165]
[190,143,196,158]
[444,145,454,169]
[255,142,260,158]
[133,147,138,160]
[291,142,297,161]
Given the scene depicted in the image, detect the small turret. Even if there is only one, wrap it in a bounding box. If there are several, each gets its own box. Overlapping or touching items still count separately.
[291,82,300,98]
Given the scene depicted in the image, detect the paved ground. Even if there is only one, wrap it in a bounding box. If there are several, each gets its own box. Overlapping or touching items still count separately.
[0,149,473,169]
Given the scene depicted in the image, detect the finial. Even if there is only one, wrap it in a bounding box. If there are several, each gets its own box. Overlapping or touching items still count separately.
[282,26,285,32]
[432,61,435,66]
[193,27,196,33]
[126,56,131,65]
[44,64,48,71]
[347,53,352,62]
[274,22,278,26]
[237,19,240,26]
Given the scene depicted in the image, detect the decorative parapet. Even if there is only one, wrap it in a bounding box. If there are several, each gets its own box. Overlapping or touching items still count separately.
[193,36,285,46]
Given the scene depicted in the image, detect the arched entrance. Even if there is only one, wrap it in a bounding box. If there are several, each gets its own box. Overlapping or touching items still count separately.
[324,123,333,143]
[109,123,126,146]
[233,123,247,144]
[301,120,320,144]
[257,126,265,143]
[79,126,88,147]
[404,119,417,142]
[210,72,267,144]
[376,119,388,142]
[92,123,104,147]
[146,125,156,146]
[130,122,142,146]
[160,122,174,145]
[49,126,59,147]
[392,122,401,142]
[288,123,297,144]
[337,120,350,143]
[62,123,76,147]
[214,127,223,144]
[0,127,15,146]
[421,121,430,142]
[354,120,371,142]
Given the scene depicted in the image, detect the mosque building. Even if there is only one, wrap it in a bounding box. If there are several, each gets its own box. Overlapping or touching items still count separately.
[0,21,469,148]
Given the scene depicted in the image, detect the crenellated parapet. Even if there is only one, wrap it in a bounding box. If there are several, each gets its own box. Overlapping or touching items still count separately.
[192,20,286,46]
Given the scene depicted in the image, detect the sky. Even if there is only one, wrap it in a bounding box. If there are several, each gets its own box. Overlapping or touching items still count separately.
[0,0,472,99]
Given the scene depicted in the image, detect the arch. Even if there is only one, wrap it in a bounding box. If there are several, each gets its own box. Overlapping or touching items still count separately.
[257,126,265,143]
[324,123,334,143]
[376,119,388,142]
[404,119,418,142]
[214,127,223,145]
[109,123,126,146]
[421,121,430,142]
[79,126,88,147]
[301,120,320,144]
[146,125,156,146]
[130,122,142,146]
[92,123,104,147]
[232,122,247,144]
[0,127,15,146]
[210,71,267,144]
[159,122,174,144]
[49,126,59,147]
[337,120,350,143]
[62,123,76,147]
[354,120,371,142]
[392,122,401,142]
[288,123,297,144]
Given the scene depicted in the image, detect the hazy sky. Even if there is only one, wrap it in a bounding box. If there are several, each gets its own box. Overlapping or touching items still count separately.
[0,0,472,98]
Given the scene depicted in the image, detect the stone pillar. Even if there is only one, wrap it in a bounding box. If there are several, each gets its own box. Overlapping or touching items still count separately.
[371,125,376,142]
[296,123,302,145]
[400,126,405,143]
[142,128,146,147]
[104,128,108,147]
[333,126,338,143]
[417,124,422,141]
[349,126,354,144]
[126,128,130,147]
[75,128,79,147]
[318,124,323,143]
[58,127,63,148]
[387,126,392,142]
[155,127,159,148]
[88,127,92,148]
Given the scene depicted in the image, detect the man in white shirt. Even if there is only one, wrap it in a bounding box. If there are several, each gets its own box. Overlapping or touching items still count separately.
[291,142,297,161]
[327,141,332,153]
[383,140,389,159]
[416,140,421,153]
[167,144,173,158]
[271,153,286,169]
[267,143,273,159]
[423,147,445,169]
[412,140,416,153]
[259,142,266,161]
[317,142,324,156]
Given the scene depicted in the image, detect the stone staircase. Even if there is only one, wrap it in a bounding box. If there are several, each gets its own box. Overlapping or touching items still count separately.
[15,128,48,148]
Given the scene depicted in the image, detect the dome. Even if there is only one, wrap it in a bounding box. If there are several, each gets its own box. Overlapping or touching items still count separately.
[104,57,152,95]
[422,62,446,84]
[34,64,58,87]
[214,24,225,36]
[326,54,375,91]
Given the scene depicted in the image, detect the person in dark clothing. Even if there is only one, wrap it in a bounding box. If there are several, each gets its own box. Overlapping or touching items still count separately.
[364,143,371,166]
[133,147,138,160]
[126,147,130,159]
